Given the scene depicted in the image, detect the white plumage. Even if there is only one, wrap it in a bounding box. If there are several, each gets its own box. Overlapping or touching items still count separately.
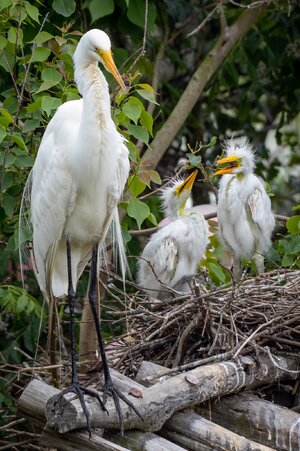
[138,171,208,298]
[23,29,129,298]
[19,30,139,433]
[215,140,275,278]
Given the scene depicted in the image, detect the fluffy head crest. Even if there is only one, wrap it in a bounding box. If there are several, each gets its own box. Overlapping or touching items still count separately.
[223,139,256,174]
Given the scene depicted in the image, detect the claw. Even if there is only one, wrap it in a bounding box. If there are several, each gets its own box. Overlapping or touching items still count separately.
[53,382,108,437]
[103,380,144,435]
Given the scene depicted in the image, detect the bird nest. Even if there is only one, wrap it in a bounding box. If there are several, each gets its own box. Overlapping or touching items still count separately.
[106,269,300,377]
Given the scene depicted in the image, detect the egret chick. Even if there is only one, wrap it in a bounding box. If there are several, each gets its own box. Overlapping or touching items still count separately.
[215,141,275,279]
[20,29,141,434]
[138,170,208,298]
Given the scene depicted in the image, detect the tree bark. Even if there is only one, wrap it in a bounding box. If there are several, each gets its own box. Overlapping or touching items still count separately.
[197,393,300,451]
[163,410,275,451]
[142,4,269,169]
[43,354,299,433]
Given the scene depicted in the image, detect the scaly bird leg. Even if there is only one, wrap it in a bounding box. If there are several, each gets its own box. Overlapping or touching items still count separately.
[52,238,107,437]
[89,244,143,435]
[233,256,242,281]
[254,251,264,275]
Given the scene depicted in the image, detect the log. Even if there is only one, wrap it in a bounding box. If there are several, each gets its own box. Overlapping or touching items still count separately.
[162,410,275,451]
[40,426,129,451]
[137,361,275,451]
[197,393,300,451]
[18,379,185,451]
[105,430,187,451]
[44,354,299,433]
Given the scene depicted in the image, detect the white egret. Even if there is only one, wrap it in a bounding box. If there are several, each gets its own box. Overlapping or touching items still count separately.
[137,170,208,298]
[20,29,141,434]
[215,141,275,279]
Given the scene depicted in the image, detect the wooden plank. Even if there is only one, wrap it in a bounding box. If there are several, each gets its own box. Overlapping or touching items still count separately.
[197,393,300,451]
[43,354,299,433]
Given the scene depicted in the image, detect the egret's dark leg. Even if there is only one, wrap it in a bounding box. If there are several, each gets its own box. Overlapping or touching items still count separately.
[52,238,107,437]
[89,244,143,435]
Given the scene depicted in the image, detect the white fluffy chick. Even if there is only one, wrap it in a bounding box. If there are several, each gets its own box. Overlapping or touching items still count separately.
[215,141,275,279]
[137,170,208,298]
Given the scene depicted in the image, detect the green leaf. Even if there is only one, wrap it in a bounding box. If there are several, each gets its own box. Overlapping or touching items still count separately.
[122,97,143,124]
[127,197,150,229]
[23,119,40,132]
[127,141,139,163]
[128,175,146,196]
[3,194,16,217]
[127,0,157,31]
[8,27,23,45]
[26,98,42,113]
[148,170,161,185]
[31,31,54,45]
[136,89,158,104]
[127,124,149,144]
[25,2,40,22]
[31,47,51,63]
[41,96,62,115]
[0,125,7,143]
[12,133,27,150]
[88,0,114,22]
[16,294,28,314]
[282,254,293,267]
[286,215,300,235]
[207,261,226,283]
[147,212,157,226]
[0,0,10,11]
[37,68,63,93]
[52,0,76,16]
[137,83,155,92]
[187,152,201,166]
[0,36,7,50]
[140,110,153,136]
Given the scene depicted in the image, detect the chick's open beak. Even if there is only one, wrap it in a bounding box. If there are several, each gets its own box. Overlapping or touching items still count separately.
[214,155,241,175]
[99,49,127,92]
[176,169,198,195]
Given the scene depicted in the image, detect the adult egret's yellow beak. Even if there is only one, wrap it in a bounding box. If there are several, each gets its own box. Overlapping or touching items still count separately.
[99,49,127,92]
[175,170,198,195]
[214,155,241,175]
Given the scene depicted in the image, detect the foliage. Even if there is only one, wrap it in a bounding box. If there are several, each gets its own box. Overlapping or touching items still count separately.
[0,285,44,362]
[273,208,300,269]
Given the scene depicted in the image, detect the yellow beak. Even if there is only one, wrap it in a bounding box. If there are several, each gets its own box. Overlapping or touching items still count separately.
[214,155,241,175]
[98,49,127,92]
[176,169,198,195]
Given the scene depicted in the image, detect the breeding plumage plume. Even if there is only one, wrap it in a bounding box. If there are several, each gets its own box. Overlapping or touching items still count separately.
[138,170,208,298]
[20,29,141,434]
[215,140,275,279]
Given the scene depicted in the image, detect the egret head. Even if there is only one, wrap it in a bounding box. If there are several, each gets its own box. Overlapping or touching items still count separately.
[215,141,255,176]
[161,170,198,218]
[73,29,126,91]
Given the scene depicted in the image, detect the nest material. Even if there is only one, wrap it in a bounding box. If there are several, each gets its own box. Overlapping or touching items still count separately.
[107,269,300,376]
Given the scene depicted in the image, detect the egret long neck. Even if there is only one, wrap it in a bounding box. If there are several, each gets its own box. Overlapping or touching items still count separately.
[75,63,111,122]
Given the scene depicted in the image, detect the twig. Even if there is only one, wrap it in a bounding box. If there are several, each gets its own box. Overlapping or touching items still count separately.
[187,4,221,37]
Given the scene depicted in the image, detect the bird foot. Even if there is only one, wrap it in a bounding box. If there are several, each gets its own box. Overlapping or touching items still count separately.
[52,381,108,436]
[102,378,143,435]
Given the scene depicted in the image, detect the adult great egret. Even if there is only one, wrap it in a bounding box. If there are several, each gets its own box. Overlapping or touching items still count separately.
[20,29,141,433]
[137,170,208,298]
[215,141,275,279]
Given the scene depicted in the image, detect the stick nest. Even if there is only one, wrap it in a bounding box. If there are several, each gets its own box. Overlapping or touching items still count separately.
[107,269,300,377]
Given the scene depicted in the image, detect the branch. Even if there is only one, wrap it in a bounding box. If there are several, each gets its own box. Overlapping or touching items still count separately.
[141,3,269,169]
